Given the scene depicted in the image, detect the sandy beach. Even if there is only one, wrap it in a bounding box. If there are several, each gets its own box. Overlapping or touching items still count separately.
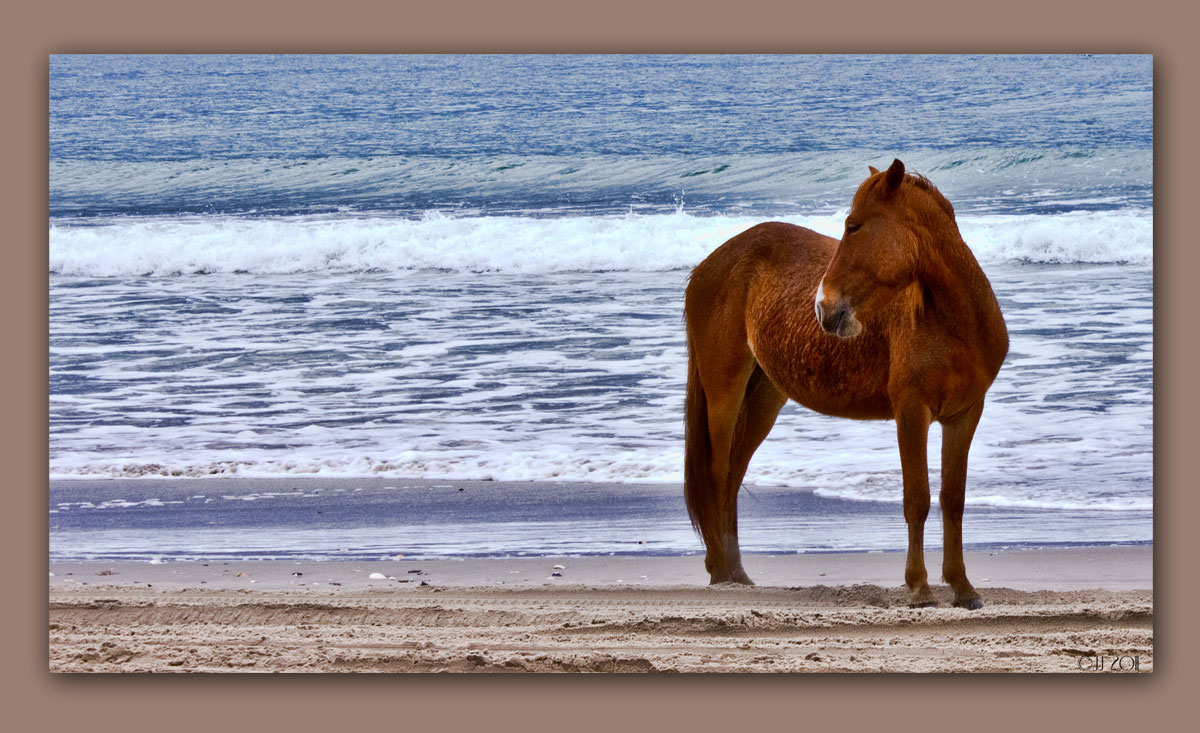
[48,546,1152,673]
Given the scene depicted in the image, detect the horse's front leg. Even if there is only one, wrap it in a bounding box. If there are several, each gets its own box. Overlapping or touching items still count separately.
[940,400,986,609]
[896,403,935,607]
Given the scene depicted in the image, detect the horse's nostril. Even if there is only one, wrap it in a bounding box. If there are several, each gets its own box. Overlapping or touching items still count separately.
[818,300,855,336]
[819,306,839,334]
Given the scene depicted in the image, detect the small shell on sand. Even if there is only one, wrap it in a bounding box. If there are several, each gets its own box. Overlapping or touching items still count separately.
[368,572,387,580]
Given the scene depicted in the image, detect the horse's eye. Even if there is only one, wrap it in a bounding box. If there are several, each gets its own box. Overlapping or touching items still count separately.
[845,221,861,234]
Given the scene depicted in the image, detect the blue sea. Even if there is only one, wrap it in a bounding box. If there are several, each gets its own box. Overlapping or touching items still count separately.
[49,55,1152,561]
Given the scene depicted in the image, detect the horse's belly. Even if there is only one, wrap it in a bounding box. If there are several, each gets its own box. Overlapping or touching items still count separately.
[772,370,893,419]
[752,334,895,420]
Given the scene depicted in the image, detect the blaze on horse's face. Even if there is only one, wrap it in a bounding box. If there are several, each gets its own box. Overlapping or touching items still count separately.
[815,158,919,339]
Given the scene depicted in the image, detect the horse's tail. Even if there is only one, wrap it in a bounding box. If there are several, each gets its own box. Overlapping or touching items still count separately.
[683,340,723,560]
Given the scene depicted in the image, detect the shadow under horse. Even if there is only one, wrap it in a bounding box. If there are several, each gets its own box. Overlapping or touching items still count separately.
[684,159,1009,609]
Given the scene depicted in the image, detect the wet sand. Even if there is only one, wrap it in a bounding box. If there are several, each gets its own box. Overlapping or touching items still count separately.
[48,547,1152,673]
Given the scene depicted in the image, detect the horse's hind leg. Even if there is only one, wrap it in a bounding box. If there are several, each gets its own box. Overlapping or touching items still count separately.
[718,367,788,584]
[940,400,986,609]
[698,354,755,583]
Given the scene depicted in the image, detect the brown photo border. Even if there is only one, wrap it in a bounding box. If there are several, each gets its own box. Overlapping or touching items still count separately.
[9,0,1195,729]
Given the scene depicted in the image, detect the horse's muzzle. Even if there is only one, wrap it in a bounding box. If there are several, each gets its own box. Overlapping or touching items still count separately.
[816,299,863,339]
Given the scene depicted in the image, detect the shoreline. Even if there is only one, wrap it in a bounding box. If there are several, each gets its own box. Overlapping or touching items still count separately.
[49,545,1152,593]
[50,477,1153,560]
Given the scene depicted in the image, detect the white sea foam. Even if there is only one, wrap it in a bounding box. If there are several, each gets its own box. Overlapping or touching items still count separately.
[49,209,1151,278]
[49,263,1151,514]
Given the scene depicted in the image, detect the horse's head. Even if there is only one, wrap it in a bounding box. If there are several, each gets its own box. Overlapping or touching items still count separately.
[815,158,928,339]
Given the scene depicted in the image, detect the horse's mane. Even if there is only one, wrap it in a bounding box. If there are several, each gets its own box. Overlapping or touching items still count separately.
[906,173,955,219]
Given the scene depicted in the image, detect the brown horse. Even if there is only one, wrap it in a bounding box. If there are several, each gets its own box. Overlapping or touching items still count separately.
[684,159,1008,609]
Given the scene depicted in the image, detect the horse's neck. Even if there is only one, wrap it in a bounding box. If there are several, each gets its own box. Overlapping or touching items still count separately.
[915,230,1004,341]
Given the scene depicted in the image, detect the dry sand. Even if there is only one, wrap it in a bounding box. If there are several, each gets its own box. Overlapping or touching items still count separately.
[48,547,1152,673]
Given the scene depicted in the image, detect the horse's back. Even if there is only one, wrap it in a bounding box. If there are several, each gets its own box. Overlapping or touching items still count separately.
[692,221,835,274]
[687,222,834,315]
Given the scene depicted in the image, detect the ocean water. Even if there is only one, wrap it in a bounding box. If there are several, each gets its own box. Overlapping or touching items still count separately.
[49,55,1152,560]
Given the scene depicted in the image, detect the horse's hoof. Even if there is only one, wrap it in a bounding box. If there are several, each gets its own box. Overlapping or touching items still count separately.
[908,599,938,608]
[730,571,756,586]
[953,597,984,610]
[709,575,755,586]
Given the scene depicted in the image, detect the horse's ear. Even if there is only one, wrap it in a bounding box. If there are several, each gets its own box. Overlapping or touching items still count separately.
[885,158,905,191]
[868,165,880,176]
